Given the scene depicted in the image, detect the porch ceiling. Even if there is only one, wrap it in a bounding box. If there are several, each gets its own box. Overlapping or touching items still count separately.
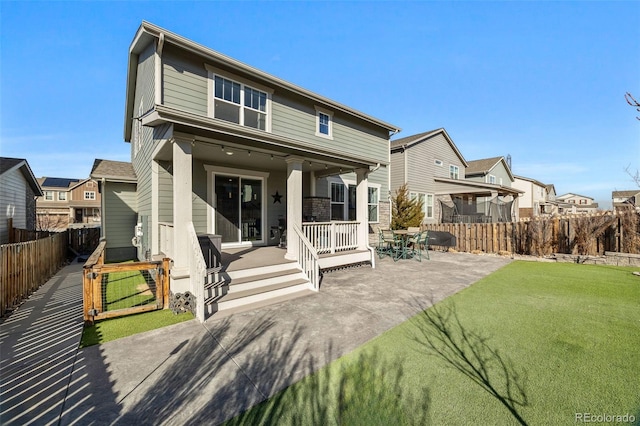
[146,105,384,174]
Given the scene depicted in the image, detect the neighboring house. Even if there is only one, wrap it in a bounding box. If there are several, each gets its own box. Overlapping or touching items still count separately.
[465,156,518,221]
[512,175,567,218]
[90,159,138,262]
[36,177,102,230]
[0,157,43,244]
[612,190,640,212]
[113,22,400,320]
[390,129,521,224]
[556,193,599,214]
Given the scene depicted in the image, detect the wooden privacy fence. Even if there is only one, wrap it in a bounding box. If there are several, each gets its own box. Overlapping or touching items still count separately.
[424,213,640,256]
[0,232,68,317]
[83,241,170,323]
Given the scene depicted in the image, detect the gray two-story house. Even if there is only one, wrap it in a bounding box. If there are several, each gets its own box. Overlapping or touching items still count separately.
[115,22,400,320]
[390,129,520,224]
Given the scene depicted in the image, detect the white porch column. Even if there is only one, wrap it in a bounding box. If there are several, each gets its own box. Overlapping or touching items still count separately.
[171,138,193,292]
[309,170,316,197]
[356,168,370,250]
[285,157,304,261]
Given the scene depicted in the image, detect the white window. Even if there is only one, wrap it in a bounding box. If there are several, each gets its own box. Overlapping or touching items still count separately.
[410,192,434,221]
[330,182,345,220]
[425,194,434,219]
[84,191,96,200]
[368,187,379,223]
[434,159,443,167]
[44,191,54,201]
[488,175,496,184]
[315,107,333,139]
[211,74,269,131]
[58,192,67,201]
[449,165,460,180]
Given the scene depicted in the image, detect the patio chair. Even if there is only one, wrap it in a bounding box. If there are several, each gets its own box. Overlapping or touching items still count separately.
[380,229,405,260]
[377,229,394,259]
[411,230,430,261]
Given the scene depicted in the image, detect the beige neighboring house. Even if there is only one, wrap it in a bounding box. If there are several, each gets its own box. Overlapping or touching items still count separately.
[0,157,43,244]
[612,190,640,212]
[36,177,102,230]
[512,175,567,217]
[556,193,599,214]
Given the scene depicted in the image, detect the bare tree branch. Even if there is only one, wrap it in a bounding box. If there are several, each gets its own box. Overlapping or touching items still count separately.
[625,92,640,120]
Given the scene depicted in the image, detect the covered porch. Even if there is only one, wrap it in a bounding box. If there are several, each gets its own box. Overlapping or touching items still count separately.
[434,177,523,224]
[147,119,380,320]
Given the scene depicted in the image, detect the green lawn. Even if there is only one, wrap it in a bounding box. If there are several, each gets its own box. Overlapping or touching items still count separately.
[81,267,193,347]
[227,261,640,425]
[103,269,156,311]
[80,309,193,347]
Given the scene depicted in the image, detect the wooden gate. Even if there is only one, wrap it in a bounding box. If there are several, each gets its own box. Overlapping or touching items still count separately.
[83,241,170,323]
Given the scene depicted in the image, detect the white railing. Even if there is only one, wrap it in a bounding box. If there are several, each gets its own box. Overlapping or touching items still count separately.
[187,222,206,322]
[302,221,359,254]
[159,222,174,258]
[292,224,320,291]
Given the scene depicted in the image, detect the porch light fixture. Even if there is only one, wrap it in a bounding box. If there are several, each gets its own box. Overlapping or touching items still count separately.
[247,151,251,156]
[270,154,274,160]
[226,150,234,156]
[221,145,225,152]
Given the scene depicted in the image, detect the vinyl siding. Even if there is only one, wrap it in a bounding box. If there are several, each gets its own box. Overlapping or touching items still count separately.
[0,169,28,243]
[132,41,158,259]
[271,93,389,162]
[389,150,405,193]
[160,48,390,166]
[158,161,173,223]
[104,182,137,252]
[163,48,208,116]
[192,159,208,234]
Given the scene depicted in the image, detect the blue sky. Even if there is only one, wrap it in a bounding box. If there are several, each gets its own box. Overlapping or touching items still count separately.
[1,1,639,208]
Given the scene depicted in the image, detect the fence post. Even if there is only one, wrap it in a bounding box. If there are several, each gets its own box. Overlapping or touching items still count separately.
[162,258,170,308]
[93,267,103,315]
[83,267,94,323]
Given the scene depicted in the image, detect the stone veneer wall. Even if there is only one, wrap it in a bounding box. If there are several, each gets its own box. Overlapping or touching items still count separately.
[303,197,330,222]
[368,200,390,245]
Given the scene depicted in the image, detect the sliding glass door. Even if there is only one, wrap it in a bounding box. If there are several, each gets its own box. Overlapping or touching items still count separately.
[215,174,263,244]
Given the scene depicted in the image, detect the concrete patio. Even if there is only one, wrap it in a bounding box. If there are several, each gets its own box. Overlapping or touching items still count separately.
[1,250,512,425]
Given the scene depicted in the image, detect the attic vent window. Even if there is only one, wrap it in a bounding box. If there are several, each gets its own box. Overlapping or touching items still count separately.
[434,159,443,166]
[315,107,333,139]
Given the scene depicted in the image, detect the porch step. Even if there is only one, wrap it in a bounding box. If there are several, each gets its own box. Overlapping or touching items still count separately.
[205,263,313,317]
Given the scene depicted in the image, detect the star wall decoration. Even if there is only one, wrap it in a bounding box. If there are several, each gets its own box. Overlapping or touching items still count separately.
[272,191,282,204]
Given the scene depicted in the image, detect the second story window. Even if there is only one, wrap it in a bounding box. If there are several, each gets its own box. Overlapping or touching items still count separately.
[212,75,269,131]
[84,191,96,200]
[44,191,54,201]
[58,192,67,201]
[449,165,459,180]
[488,175,496,184]
[315,107,333,139]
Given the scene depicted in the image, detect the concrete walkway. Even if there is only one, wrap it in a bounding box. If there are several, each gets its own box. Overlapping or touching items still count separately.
[0,261,85,426]
[1,251,512,425]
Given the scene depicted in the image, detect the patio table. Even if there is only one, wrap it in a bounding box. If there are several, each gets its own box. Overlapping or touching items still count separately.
[392,230,419,260]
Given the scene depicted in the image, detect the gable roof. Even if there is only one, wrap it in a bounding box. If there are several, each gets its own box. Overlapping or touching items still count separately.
[557,193,594,201]
[390,128,468,167]
[124,21,401,142]
[465,156,514,181]
[0,157,43,196]
[90,159,137,182]
[612,190,640,198]
[513,175,548,188]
